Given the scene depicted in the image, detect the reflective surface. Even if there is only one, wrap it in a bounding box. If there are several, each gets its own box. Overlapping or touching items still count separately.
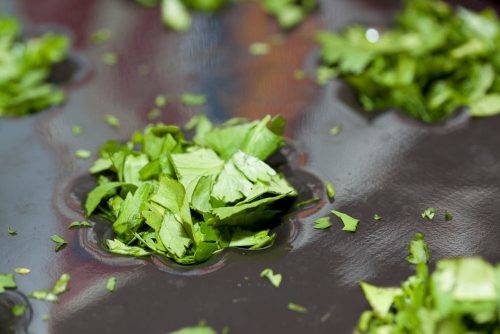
[0,0,499,333]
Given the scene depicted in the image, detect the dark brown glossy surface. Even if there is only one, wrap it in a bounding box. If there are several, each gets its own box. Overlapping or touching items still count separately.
[1,1,499,333]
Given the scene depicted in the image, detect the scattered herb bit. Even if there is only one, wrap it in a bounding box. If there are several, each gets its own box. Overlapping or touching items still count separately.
[69,220,92,229]
[329,125,342,136]
[314,217,332,230]
[295,197,320,208]
[90,28,112,44]
[71,125,82,136]
[260,268,282,288]
[373,214,381,221]
[325,182,335,200]
[261,0,318,29]
[30,273,70,303]
[406,233,430,265]
[0,274,17,293]
[249,42,270,56]
[331,210,359,232]
[170,323,218,334]
[51,234,67,252]
[85,114,297,264]
[357,237,500,333]
[287,302,308,313]
[75,150,92,159]
[106,276,117,292]
[421,207,436,221]
[444,210,453,221]
[11,304,26,317]
[148,108,161,120]
[101,52,118,65]
[181,93,207,106]
[105,114,120,128]
[155,95,168,107]
[293,70,306,80]
[41,314,49,321]
[317,0,500,122]
[8,227,17,236]
[14,268,31,275]
[0,17,69,117]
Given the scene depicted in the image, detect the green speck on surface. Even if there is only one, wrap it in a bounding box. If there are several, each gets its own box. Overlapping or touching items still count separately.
[330,125,342,136]
[373,214,381,221]
[406,233,431,265]
[69,221,92,229]
[148,108,161,120]
[326,182,335,200]
[91,28,112,44]
[101,52,118,65]
[181,93,207,106]
[8,227,16,236]
[444,210,453,221]
[155,95,168,107]
[314,217,332,230]
[421,207,436,221]
[288,302,308,313]
[105,114,120,128]
[331,210,359,232]
[75,150,91,159]
[294,70,306,80]
[41,314,49,321]
[71,125,82,136]
[249,42,270,56]
[12,304,26,317]
[51,234,67,252]
[14,268,31,275]
[0,273,17,293]
[106,276,117,292]
[260,268,282,288]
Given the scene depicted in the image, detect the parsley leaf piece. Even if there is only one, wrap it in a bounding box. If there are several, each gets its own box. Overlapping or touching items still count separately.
[106,276,117,292]
[294,70,306,80]
[329,125,342,136]
[373,214,381,221]
[170,323,217,334]
[331,210,359,232]
[161,0,192,31]
[249,42,270,56]
[75,150,92,159]
[90,28,112,44]
[101,52,118,65]
[421,207,436,221]
[8,227,17,236]
[260,268,282,288]
[181,93,207,106]
[295,197,320,208]
[72,125,82,136]
[41,314,49,321]
[444,210,453,221]
[287,302,308,313]
[69,220,92,229]
[51,235,67,252]
[261,0,317,29]
[0,274,17,293]
[406,233,431,265]
[14,268,31,275]
[105,114,120,128]
[148,108,161,120]
[107,239,151,257]
[325,182,335,200]
[360,282,403,318]
[52,273,70,295]
[12,304,26,317]
[155,94,168,107]
[314,217,332,230]
[30,273,70,303]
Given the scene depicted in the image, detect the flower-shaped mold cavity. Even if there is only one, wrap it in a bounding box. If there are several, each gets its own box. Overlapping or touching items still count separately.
[0,291,32,334]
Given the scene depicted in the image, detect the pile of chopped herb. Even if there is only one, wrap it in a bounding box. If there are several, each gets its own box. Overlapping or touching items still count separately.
[85,115,297,265]
[317,0,500,123]
[261,0,317,29]
[0,17,69,117]
[356,234,500,333]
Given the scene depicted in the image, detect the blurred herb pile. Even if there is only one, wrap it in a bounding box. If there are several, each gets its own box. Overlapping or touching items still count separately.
[135,0,316,31]
[85,115,297,265]
[0,17,69,117]
[317,0,500,123]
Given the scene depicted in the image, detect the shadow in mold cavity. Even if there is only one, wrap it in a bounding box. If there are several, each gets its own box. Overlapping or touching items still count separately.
[0,291,32,334]
[49,52,89,85]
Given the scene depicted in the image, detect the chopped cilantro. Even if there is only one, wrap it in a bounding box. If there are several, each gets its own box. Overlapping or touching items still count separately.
[105,114,120,128]
[314,217,332,230]
[181,93,207,106]
[41,314,49,321]
[373,214,381,221]
[0,273,17,293]
[90,28,112,44]
[85,115,297,264]
[260,268,282,288]
[444,210,453,221]
[69,220,92,229]
[317,0,500,122]
[293,70,306,80]
[249,42,270,56]
[148,108,161,120]
[12,304,26,317]
[0,17,69,117]
[8,227,16,236]
[329,125,342,136]
[421,207,436,221]
[101,52,118,65]
[30,273,70,303]
[294,197,320,208]
[287,302,308,313]
[106,276,117,292]
[331,210,359,232]
[155,94,168,107]
[71,125,82,136]
[325,182,335,200]
[51,234,67,252]
[170,323,218,334]
[14,268,31,275]
[406,233,430,265]
[261,0,318,29]
[75,150,92,159]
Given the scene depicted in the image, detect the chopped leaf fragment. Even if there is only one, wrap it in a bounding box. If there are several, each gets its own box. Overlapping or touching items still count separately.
[12,304,26,317]
[69,220,92,229]
[294,70,306,80]
[101,52,118,65]
[105,114,120,128]
[41,314,49,321]
[261,0,318,29]
[155,94,168,107]
[51,234,67,252]
[373,214,381,221]
[0,274,17,293]
[8,227,16,236]
[91,28,112,44]
[30,273,70,303]
[331,210,359,232]
[14,268,31,275]
[106,276,117,292]
[314,217,332,230]
[421,207,436,221]
[181,93,207,106]
[148,108,161,120]
[325,182,335,200]
[260,268,282,288]
[71,125,82,136]
[170,323,218,334]
[406,233,430,265]
[287,302,308,313]
[444,210,453,221]
[75,150,92,159]
[329,125,342,136]
[249,42,270,56]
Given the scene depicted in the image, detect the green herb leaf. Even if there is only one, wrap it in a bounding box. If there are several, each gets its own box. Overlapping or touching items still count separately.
[71,125,82,136]
[406,233,431,265]
[51,234,67,252]
[444,210,453,221]
[51,273,70,295]
[421,207,436,221]
[260,268,282,288]
[326,182,335,199]
[287,302,308,313]
[373,214,382,221]
[314,217,332,230]
[360,282,403,318]
[331,210,359,232]
[329,125,342,136]
[8,227,16,236]
[12,304,26,317]
[0,274,17,293]
[75,150,92,159]
[155,94,168,107]
[105,114,120,128]
[101,52,118,65]
[69,220,92,229]
[106,276,117,292]
[170,323,217,334]
[90,28,112,44]
[14,268,31,275]
[249,42,270,56]
[181,93,207,106]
